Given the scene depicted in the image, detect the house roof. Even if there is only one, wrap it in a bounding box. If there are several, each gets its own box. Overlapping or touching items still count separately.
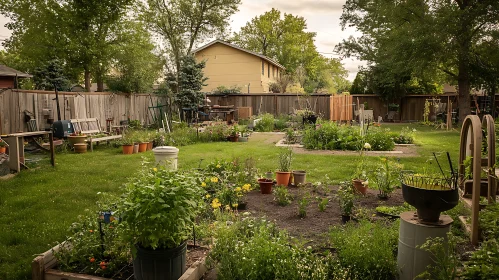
[0,65,32,78]
[192,39,286,70]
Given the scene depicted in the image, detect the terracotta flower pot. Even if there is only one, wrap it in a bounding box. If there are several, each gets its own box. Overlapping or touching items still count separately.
[67,135,87,146]
[0,147,6,154]
[352,179,367,195]
[275,171,291,186]
[147,141,153,151]
[259,179,273,194]
[138,142,148,152]
[228,135,239,142]
[122,144,133,155]
[74,143,87,153]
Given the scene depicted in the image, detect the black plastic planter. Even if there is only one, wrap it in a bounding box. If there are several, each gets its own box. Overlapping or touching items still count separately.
[133,241,187,280]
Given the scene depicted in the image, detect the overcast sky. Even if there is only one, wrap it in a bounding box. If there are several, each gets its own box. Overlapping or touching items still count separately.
[0,0,365,81]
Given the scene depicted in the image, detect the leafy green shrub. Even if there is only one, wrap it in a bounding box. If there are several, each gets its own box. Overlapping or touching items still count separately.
[273,186,293,206]
[364,127,395,151]
[302,121,340,150]
[274,114,291,131]
[54,196,130,277]
[392,127,416,144]
[479,202,499,240]
[208,215,332,280]
[416,232,459,280]
[118,168,205,249]
[463,239,499,279]
[298,194,310,218]
[302,121,394,151]
[254,113,275,132]
[329,220,399,280]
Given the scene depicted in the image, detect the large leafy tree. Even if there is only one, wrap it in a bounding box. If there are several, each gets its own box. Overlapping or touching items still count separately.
[233,8,317,75]
[142,0,241,73]
[0,0,135,91]
[107,22,164,93]
[233,9,350,94]
[339,0,499,122]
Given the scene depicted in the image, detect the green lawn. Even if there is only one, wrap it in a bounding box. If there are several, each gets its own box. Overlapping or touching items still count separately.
[0,123,461,279]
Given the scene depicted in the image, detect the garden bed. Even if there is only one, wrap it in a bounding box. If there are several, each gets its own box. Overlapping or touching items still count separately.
[242,185,405,245]
[32,243,208,280]
[292,145,418,157]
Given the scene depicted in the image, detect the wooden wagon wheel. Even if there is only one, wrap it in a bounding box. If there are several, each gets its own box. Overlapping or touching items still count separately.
[482,115,496,203]
[458,115,482,245]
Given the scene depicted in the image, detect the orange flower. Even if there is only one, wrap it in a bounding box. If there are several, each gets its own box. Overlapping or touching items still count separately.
[89,257,95,263]
[89,230,94,233]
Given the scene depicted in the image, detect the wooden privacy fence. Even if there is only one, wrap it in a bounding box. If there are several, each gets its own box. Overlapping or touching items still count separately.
[330,94,353,121]
[0,89,165,135]
[207,94,332,119]
[351,94,459,122]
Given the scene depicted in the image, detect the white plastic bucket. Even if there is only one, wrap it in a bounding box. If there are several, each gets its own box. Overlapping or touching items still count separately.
[152,146,179,170]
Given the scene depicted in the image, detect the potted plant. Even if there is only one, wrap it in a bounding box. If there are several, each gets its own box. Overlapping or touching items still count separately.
[337,181,355,223]
[118,168,205,280]
[238,127,250,142]
[227,126,239,142]
[0,140,6,154]
[120,137,134,155]
[369,157,402,199]
[352,142,371,195]
[67,131,87,146]
[275,148,293,186]
[302,110,317,125]
[138,134,149,153]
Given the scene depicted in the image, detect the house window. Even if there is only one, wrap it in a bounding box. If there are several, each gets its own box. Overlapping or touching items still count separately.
[268,63,270,78]
[262,60,264,75]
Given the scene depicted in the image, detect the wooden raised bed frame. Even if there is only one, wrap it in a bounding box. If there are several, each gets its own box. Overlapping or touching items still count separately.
[32,242,208,280]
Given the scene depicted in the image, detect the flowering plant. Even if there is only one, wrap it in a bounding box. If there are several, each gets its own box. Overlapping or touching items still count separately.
[337,181,355,216]
[369,157,403,198]
[53,195,130,277]
[352,142,371,181]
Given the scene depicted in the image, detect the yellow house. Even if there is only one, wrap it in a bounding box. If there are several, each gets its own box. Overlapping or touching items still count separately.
[193,40,285,94]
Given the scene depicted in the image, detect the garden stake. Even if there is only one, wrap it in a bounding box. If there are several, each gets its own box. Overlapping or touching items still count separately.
[98,220,105,258]
[193,225,196,248]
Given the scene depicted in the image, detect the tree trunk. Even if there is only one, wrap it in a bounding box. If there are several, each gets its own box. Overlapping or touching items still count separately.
[491,83,496,119]
[97,79,104,92]
[84,68,91,92]
[457,63,471,124]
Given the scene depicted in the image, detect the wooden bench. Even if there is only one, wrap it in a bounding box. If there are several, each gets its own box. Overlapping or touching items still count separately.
[70,118,122,152]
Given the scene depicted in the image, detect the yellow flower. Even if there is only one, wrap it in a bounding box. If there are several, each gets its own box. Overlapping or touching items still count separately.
[211,177,219,183]
[211,198,221,209]
[201,182,207,187]
[224,204,231,211]
[152,168,158,172]
[232,203,239,208]
[216,164,221,168]
[242,184,251,192]
[235,187,242,192]
[205,194,211,199]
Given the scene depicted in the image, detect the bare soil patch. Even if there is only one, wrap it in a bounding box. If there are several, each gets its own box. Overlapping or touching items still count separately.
[242,185,405,246]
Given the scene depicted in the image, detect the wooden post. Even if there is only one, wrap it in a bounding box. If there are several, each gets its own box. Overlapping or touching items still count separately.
[447,96,452,130]
[49,132,55,167]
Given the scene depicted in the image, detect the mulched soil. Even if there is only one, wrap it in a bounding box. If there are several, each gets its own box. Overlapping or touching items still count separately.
[242,184,405,246]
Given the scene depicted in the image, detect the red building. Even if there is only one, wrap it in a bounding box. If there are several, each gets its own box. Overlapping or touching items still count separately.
[0,65,32,88]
